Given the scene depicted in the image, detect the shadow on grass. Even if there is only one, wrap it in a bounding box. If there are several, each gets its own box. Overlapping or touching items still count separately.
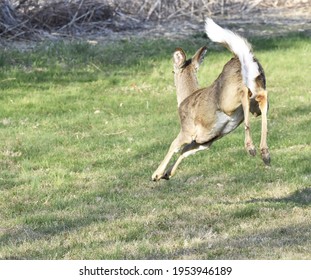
[1,186,310,259]
[167,222,311,259]
[248,187,311,206]
[283,104,311,119]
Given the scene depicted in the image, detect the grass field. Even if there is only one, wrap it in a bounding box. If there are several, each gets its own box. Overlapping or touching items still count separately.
[0,31,310,259]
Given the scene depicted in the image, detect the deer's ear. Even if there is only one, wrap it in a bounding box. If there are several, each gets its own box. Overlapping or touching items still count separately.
[192,46,207,70]
[173,48,186,68]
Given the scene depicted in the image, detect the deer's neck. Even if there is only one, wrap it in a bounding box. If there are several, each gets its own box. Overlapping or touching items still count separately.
[176,78,199,107]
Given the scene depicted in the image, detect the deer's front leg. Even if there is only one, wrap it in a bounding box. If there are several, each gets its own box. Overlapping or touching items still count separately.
[152,132,189,181]
[241,87,256,156]
[162,141,210,180]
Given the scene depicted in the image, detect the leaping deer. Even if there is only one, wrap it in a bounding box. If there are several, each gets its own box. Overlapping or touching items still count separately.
[152,18,270,181]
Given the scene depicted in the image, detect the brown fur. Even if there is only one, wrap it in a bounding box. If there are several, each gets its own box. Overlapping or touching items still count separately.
[152,46,270,181]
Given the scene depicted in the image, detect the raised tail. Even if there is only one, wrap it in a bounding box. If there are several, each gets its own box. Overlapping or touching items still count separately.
[205,17,259,95]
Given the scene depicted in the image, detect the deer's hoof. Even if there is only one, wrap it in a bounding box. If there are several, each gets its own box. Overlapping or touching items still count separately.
[248,148,257,157]
[162,172,171,180]
[152,173,170,181]
[246,145,256,156]
[261,148,271,166]
[245,143,256,157]
[152,173,162,181]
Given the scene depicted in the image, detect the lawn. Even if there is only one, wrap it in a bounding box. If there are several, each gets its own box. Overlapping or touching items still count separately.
[0,31,310,259]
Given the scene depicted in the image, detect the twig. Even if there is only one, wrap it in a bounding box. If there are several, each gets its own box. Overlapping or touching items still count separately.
[90,62,102,72]
[58,0,85,31]
[0,19,29,36]
[147,0,160,20]
[102,130,127,136]
[0,78,17,83]
[246,0,264,13]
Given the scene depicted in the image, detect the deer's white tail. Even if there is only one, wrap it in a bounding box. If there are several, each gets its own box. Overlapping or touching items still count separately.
[205,18,259,95]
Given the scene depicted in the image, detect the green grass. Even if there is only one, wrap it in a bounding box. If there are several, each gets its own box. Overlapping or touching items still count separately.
[0,32,311,259]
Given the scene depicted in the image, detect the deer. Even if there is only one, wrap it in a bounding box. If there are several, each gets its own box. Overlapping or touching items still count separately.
[152,18,270,181]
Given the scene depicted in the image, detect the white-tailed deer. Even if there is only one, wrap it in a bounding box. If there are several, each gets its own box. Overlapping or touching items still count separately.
[152,18,270,181]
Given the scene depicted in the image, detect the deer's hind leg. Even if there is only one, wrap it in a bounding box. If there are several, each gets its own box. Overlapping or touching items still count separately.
[256,89,270,165]
[241,87,256,156]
